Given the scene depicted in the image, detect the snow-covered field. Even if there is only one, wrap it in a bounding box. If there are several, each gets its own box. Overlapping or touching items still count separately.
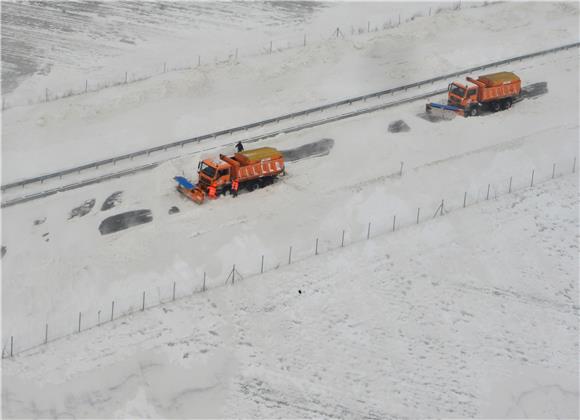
[1,1,579,418]
[3,173,578,418]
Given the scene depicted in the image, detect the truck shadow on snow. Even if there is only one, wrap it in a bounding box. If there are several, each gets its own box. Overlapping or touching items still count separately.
[98,209,153,235]
[280,138,334,162]
[417,81,548,123]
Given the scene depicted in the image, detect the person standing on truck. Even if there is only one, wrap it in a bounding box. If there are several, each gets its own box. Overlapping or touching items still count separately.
[231,179,239,197]
[208,183,217,199]
[235,141,244,153]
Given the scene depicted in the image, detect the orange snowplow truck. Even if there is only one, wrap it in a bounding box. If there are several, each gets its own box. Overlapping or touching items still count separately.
[427,72,521,117]
[174,147,285,204]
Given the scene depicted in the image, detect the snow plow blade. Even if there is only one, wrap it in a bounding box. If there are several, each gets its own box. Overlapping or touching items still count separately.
[426,102,463,119]
[174,177,205,204]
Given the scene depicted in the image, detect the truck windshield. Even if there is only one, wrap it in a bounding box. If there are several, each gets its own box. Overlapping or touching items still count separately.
[449,84,466,98]
[200,163,216,178]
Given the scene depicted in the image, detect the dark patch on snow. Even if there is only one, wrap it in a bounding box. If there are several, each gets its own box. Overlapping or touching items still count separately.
[1,246,6,258]
[33,217,46,225]
[520,82,548,101]
[42,232,49,237]
[69,199,96,219]
[417,111,455,123]
[99,209,153,235]
[168,206,180,215]
[101,191,123,211]
[388,119,410,133]
[281,138,334,162]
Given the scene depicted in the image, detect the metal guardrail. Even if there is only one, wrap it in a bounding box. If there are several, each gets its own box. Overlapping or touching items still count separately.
[2,41,578,193]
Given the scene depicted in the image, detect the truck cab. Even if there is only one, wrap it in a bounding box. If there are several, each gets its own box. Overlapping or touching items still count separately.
[198,160,231,192]
[448,82,478,108]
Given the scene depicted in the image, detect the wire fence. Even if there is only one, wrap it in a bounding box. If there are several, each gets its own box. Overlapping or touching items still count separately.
[2,1,476,111]
[2,156,577,359]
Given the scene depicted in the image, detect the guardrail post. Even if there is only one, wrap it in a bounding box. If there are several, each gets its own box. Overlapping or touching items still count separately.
[509,176,513,193]
[463,191,467,208]
[315,238,319,255]
[111,300,115,321]
[173,282,176,301]
[288,246,292,265]
[399,161,404,176]
[440,199,444,216]
[573,157,577,174]
[232,264,236,284]
[367,222,371,239]
[203,272,206,291]
[98,310,101,326]
[392,215,396,232]
[486,184,490,200]
[341,230,345,247]
[45,323,48,344]
[78,312,82,333]
[142,291,145,311]
[552,163,556,179]
[260,256,264,273]
[417,207,420,224]
[10,336,13,358]
[530,169,535,187]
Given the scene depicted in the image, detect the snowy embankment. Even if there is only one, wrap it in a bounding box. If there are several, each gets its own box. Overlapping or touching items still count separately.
[2,2,578,181]
[3,174,578,418]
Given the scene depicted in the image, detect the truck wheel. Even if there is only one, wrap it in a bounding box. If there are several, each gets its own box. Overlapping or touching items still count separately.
[502,98,513,110]
[491,101,501,112]
[469,107,478,117]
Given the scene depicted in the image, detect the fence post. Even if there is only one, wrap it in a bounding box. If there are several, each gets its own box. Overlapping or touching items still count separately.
[440,199,444,216]
[288,246,292,264]
[45,88,49,102]
[398,14,401,25]
[530,169,535,187]
[367,21,370,32]
[367,222,371,239]
[203,272,206,291]
[399,161,404,176]
[78,312,82,333]
[98,310,101,326]
[173,282,176,301]
[315,238,319,255]
[111,300,115,321]
[552,163,556,179]
[463,191,467,208]
[233,265,236,284]
[270,41,273,54]
[260,256,264,273]
[198,55,201,67]
[341,230,345,247]
[304,34,306,46]
[164,62,167,73]
[486,184,490,200]
[125,71,128,84]
[85,79,88,93]
[573,157,577,173]
[509,176,513,193]
[416,207,420,224]
[45,323,48,344]
[10,336,13,358]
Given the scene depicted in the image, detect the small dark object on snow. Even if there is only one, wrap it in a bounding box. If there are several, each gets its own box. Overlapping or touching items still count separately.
[101,191,123,211]
[33,217,46,226]
[98,209,153,235]
[298,289,302,294]
[168,206,180,214]
[388,119,410,133]
[1,246,6,258]
[42,232,49,237]
[235,141,244,152]
[69,198,96,219]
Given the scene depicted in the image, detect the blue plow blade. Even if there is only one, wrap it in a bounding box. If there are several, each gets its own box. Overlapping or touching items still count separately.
[427,102,462,112]
[174,176,195,190]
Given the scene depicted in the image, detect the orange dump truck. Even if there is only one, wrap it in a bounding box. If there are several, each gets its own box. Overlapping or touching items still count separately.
[427,72,522,117]
[174,147,285,204]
